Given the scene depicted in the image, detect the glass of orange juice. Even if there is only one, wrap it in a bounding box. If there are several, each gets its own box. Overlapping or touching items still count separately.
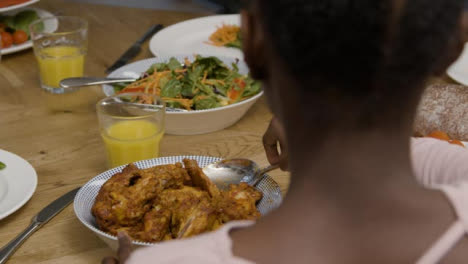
[30,16,88,108]
[97,93,166,168]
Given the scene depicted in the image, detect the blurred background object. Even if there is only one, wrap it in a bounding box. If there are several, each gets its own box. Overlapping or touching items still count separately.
[207,0,240,13]
[66,0,242,13]
[414,83,468,141]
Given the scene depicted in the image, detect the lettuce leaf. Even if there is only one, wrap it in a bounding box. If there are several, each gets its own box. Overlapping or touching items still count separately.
[194,96,220,110]
[161,79,182,98]
[168,57,183,71]
[242,79,262,97]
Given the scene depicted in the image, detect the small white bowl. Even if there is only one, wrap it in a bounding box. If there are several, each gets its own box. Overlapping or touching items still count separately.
[73,156,282,251]
[103,55,263,135]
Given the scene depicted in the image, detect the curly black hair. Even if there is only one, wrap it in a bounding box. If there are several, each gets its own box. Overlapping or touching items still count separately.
[253,0,463,126]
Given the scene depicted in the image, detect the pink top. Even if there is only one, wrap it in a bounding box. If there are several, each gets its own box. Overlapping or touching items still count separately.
[411,138,468,264]
[411,137,468,186]
[127,221,255,264]
[127,138,468,264]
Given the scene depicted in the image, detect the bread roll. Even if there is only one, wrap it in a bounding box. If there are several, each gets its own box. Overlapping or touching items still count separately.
[414,84,468,141]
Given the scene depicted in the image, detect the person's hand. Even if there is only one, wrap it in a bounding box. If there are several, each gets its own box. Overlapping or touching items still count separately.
[263,117,289,171]
[102,232,133,264]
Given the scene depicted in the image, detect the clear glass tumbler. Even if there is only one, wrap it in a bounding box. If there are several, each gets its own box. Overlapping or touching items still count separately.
[30,16,88,93]
[97,93,166,168]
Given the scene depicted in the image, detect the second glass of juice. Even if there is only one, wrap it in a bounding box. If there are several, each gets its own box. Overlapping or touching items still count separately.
[30,16,87,93]
[97,93,166,168]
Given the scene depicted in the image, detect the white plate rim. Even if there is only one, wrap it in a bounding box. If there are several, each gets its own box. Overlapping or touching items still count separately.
[0,0,39,12]
[0,149,38,220]
[447,42,468,85]
[103,55,264,114]
[149,14,242,59]
[0,7,55,55]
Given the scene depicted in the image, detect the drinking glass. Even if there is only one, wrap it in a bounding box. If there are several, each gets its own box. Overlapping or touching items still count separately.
[97,93,166,168]
[30,16,88,93]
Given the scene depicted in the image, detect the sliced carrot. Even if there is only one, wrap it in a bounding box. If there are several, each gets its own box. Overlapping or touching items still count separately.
[449,140,465,148]
[227,79,246,101]
[427,131,451,141]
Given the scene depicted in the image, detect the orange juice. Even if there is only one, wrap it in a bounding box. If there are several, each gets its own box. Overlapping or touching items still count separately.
[101,120,164,168]
[36,46,85,88]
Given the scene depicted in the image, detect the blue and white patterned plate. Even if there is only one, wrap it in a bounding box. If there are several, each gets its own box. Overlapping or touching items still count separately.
[74,156,282,248]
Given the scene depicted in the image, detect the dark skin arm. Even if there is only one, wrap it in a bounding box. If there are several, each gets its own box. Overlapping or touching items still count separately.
[102,233,133,264]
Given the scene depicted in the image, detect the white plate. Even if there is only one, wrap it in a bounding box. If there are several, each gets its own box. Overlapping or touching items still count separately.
[149,14,242,59]
[0,149,38,220]
[1,7,55,55]
[0,0,39,12]
[447,43,468,85]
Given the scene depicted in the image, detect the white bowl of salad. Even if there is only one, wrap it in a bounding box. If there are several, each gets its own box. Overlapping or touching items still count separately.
[103,55,263,135]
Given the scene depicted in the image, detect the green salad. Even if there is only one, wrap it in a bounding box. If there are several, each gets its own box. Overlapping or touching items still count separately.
[113,56,261,111]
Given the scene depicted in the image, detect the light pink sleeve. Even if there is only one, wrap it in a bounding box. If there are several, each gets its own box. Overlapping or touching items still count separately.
[411,137,468,187]
[126,221,255,264]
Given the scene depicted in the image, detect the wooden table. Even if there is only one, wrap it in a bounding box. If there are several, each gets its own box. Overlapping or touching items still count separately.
[0,1,290,263]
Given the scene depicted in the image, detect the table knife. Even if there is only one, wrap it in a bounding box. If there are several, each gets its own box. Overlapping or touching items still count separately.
[0,187,80,264]
[106,24,164,73]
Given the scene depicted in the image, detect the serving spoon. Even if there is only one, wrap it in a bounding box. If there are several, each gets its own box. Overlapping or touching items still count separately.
[59,77,189,112]
[202,158,280,189]
[60,77,137,89]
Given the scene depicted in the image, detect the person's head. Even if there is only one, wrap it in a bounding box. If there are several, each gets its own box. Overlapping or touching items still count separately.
[242,0,466,141]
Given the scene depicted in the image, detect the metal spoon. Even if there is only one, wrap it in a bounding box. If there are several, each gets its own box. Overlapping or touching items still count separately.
[202,158,279,189]
[102,100,188,113]
[60,77,137,89]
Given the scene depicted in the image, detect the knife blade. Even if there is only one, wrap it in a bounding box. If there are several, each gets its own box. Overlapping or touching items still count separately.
[106,24,164,73]
[0,187,80,264]
[35,187,80,223]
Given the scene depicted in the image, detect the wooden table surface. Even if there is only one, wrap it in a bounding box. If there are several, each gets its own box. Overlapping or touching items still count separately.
[0,1,290,263]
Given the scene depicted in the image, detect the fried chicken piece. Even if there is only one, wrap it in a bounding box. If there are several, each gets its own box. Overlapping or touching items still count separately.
[183,159,220,199]
[142,162,191,188]
[177,199,220,239]
[92,160,264,243]
[158,186,219,239]
[218,182,263,222]
[92,163,189,234]
[135,205,172,242]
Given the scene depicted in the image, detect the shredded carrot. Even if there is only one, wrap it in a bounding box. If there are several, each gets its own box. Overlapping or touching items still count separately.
[206,24,240,47]
[202,71,208,84]
[184,58,192,67]
[204,79,226,86]
[162,98,193,110]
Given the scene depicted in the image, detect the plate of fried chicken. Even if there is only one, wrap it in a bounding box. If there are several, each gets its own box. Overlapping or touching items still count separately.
[74,156,282,250]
